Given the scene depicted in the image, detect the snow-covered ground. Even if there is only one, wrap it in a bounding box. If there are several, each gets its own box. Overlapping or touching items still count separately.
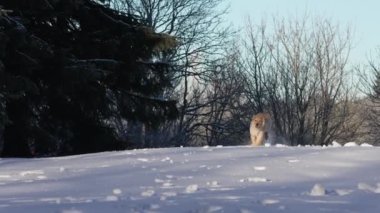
[1,144,380,213]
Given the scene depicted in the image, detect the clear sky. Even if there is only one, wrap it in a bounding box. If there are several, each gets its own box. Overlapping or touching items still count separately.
[227,0,380,64]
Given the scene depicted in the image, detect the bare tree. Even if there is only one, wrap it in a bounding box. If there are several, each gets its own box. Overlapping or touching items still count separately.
[192,47,250,146]
[241,15,358,145]
[103,0,232,147]
[308,21,353,145]
[241,19,271,114]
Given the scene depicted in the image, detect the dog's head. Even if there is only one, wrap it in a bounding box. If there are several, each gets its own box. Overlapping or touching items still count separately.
[253,117,265,128]
[251,113,270,130]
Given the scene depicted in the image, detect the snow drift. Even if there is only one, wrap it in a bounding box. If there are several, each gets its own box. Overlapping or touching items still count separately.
[0,145,379,213]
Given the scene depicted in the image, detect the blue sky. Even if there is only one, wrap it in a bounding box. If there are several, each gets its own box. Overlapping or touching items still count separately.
[227,0,380,64]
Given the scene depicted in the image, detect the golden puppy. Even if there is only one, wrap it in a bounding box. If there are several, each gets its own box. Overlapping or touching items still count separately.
[250,112,271,146]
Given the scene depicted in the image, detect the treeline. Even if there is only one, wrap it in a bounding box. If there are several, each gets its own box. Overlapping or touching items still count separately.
[0,0,378,157]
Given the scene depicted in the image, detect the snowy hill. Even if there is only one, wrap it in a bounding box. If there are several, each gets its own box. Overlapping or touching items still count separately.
[1,145,380,213]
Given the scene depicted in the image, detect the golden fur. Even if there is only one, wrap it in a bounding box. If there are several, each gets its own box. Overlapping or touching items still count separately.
[250,112,271,146]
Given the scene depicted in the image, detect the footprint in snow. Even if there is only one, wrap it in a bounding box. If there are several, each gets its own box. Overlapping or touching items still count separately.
[137,158,149,162]
[260,199,280,205]
[20,170,44,176]
[162,191,177,197]
[105,195,118,202]
[155,178,168,183]
[166,175,174,179]
[194,205,223,213]
[160,191,177,200]
[113,188,122,195]
[162,182,174,188]
[185,184,199,193]
[138,203,161,211]
[240,209,254,213]
[155,178,175,188]
[161,157,174,163]
[141,190,155,197]
[61,209,83,213]
[207,181,219,187]
[19,170,47,181]
[358,182,380,193]
[334,189,353,196]
[253,166,266,171]
[309,184,353,196]
[240,177,271,183]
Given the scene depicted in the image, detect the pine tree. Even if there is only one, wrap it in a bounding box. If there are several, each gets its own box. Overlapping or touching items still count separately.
[0,0,177,157]
[368,67,380,142]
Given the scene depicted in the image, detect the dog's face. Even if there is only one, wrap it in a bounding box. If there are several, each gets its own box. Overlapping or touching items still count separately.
[251,113,270,130]
[253,117,265,129]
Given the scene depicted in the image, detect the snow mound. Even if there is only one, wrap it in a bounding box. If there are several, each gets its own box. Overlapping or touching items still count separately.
[334,189,353,196]
[141,190,155,197]
[331,141,342,147]
[1,145,380,213]
[253,166,266,171]
[185,184,199,193]
[344,142,359,147]
[310,184,326,196]
[358,182,380,193]
[112,189,122,195]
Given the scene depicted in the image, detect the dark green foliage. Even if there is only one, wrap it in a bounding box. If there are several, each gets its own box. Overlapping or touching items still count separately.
[0,0,177,157]
[372,71,380,100]
[368,65,380,142]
